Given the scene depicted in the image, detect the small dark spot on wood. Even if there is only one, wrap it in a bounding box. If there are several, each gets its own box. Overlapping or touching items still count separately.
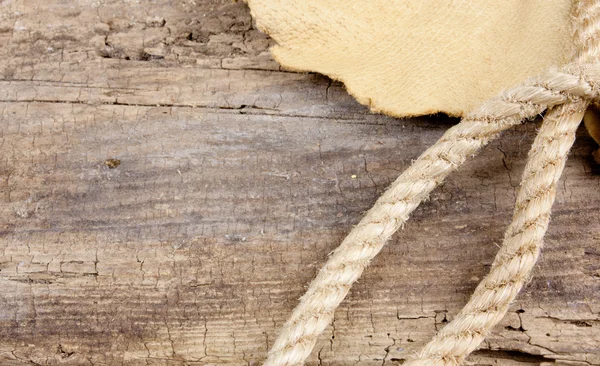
[504,325,525,332]
[570,320,592,327]
[472,350,553,363]
[139,52,151,61]
[57,344,74,358]
[390,358,405,364]
[516,309,525,313]
[104,158,121,169]
[406,338,414,342]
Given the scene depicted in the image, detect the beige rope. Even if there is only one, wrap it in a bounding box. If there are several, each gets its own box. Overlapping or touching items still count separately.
[405,1,600,364]
[264,64,600,366]
[404,100,588,366]
[264,3,600,365]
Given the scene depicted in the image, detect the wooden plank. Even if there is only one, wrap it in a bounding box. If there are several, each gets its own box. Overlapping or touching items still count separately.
[0,63,368,120]
[1,0,600,365]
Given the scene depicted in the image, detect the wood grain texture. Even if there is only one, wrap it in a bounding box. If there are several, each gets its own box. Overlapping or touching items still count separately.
[1,1,600,365]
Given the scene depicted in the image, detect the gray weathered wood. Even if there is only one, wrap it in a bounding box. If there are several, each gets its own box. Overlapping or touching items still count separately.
[1,1,600,365]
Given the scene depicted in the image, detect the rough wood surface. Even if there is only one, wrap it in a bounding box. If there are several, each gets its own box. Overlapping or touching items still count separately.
[1,1,600,365]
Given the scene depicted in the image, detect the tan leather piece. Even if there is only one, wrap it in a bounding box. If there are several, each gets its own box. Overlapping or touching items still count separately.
[584,104,600,163]
[584,105,600,143]
[246,0,575,117]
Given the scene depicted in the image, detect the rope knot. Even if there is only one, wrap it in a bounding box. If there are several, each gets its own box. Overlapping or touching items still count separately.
[265,3,600,365]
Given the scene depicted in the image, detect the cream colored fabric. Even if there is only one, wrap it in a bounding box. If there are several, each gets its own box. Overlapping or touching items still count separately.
[246,0,575,117]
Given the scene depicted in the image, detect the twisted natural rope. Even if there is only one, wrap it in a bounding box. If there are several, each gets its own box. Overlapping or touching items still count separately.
[404,103,587,366]
[264,3,600,365]
[405,1,600,364]
[265,64,600,366]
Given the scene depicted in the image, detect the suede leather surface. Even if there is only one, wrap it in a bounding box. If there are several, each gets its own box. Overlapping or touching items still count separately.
[247,1,575,117]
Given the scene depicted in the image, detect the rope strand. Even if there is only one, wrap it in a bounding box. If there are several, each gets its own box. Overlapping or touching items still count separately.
[405,100,588,365]
[405,1,600,363]
[264,63,600,366]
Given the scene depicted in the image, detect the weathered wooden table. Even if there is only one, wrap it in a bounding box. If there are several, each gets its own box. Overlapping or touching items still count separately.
[1,1,599,365]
